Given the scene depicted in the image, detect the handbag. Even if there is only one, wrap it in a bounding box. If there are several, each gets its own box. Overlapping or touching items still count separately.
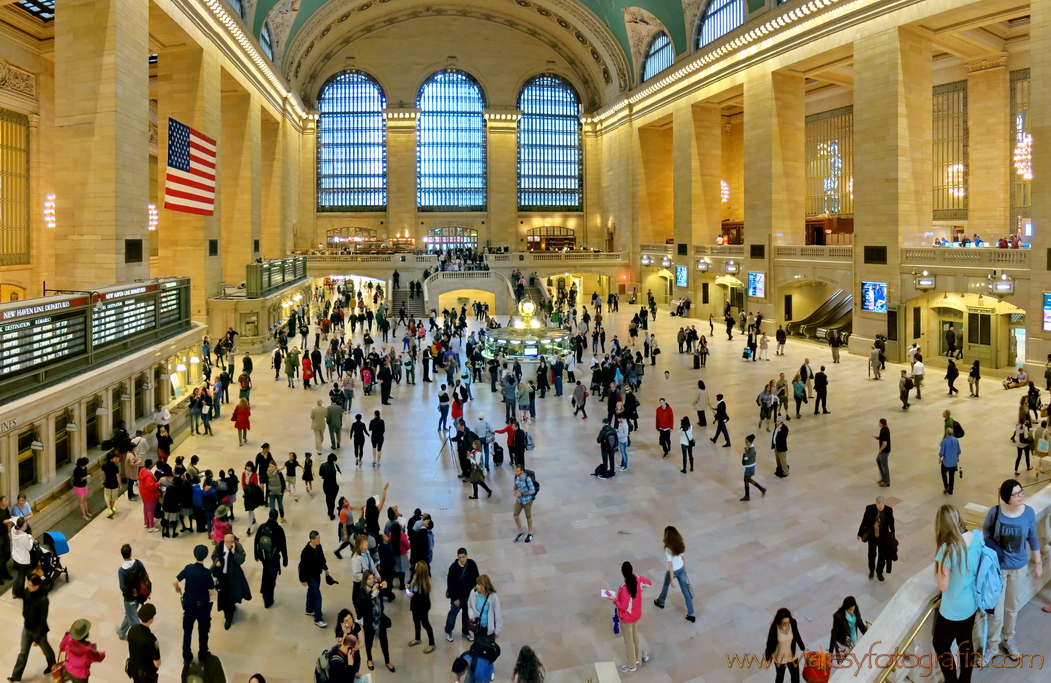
[612,607,620,634]
[335,466,345,486]
[50,652,67,682]
[469,594,490,635]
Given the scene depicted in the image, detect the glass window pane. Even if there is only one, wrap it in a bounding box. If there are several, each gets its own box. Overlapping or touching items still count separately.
[260,23,274,61]
[805,106,853,217]
[932,81,968,220]
[517,75,582,211]
[697,0,745,49]
[1010,70,1031,224]
[316,71,388,211]
[416,70,487,211]
[642,33,673,82]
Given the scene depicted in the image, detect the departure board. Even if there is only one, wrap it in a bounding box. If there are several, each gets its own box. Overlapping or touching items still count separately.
[0,309,88,377]
[159,287,183,327]
[92,295,157,347]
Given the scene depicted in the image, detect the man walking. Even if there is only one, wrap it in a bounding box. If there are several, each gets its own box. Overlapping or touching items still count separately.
[814,366,830,414]
[211,533,250,630]
[771,416,789,477]
[9,575,56,681]
[444,548,480,643]
[310,399,327,454]
[298,530,332,628]
[710,394,730,447]
[875,418,891,487]
[775,325,787,356]
[869,344,882,380]
[898,370,912,410]
[512,464,536,543]
[938,427,961,494]
[597,418,618,478]
[829,330,842,363]
[572,381,588,418]
[799,358,815,398]
[857,496,894,581]
[265,461,286,524]
[173,545,215,664]
[117,544,146,640]
[126,603,161,683]
[237,367,252,403]
[655,398,674,457]
[911,354,925,400]
[326,398,343,449]
[254,508,288,609]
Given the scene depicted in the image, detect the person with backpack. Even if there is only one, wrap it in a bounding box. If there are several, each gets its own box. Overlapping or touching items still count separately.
[938,427,962,495]
[117,544,149,640]
[932,504,987,682]
[512,464,536,543]
[318,632,360,683]
[254,509,288,609]
[898,369,912,410]
[595,418,618,479]
[981,479,1042,665]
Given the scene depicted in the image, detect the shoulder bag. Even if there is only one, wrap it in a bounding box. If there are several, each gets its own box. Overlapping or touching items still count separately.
[469,594,490,635]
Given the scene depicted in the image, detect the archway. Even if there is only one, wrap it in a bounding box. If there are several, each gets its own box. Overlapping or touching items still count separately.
[424,227,478,252]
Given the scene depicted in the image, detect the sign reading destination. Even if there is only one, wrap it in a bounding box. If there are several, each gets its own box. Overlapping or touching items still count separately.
[0,309,88,377]
[92,295,158,347]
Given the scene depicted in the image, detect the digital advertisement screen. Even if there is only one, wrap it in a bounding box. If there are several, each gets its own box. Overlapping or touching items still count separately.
[675,266,688,288]
[862,281,888,313]
[747,272,765,298]
[1043,293,1051,332]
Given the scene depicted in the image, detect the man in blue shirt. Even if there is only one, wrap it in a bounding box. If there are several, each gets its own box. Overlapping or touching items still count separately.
[937,428,962,495]
[512,464,536,543]
[172,545,215,664]
[982,479,1043,664]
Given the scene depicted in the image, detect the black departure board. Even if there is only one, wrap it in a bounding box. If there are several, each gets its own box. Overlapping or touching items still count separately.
[159,288,183,326]
[92,295,158,347]
[0,308,88,377]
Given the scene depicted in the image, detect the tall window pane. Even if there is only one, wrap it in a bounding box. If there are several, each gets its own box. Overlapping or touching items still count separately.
[227,0,243,19]
[316,71,387,211]
[805,106,853,217]
[417,70,487,211]
[642,33,673,82]
[517,75,582,211]
[260,23,274,61]
[932,81,967,220]
[0,109,30,266]
[1010,69,1030,225]
[698,0,745,48]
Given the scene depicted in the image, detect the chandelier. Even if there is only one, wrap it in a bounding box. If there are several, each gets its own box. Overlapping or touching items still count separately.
[946,164,966,197]
[43,194,56,228]
[720,180,729,203]
[1013,133,1032,180]
[148,203,159,231]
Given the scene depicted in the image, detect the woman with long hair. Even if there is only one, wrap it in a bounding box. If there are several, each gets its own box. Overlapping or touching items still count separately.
[231,398,251,446]
[932,504,981,682]
[513,646,545,683]
[407,561,436,653]
[73,457,91,520]
[350,534,376,605]
[335,607,363,672]
[764,607,806,682]
[606,561,652,673]
[467,574,503,643]
[354,570,394,673]
[653,526,695,622]
[468,440,493,499]
[679,416,695,474]
[829,596,867,661]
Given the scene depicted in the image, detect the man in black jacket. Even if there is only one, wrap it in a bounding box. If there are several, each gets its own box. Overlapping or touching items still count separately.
[10,575,56,681]
[450,420,478,481]
[127,603,161,683]
[255,509,288,608]
[443,547,480,643]
[857,496,895,581]
[596,418,618,479]
[771,417,789,477]
[814,366,830,414]
[775,325,787,356]
[710,394,731,447]
[298,531,331,627]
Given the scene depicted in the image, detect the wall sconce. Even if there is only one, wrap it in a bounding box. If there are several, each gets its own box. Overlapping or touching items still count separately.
[64,408,78,433]
[913,270,936,293]
[988,271,1014,295]
[725,259,739,274]
[696,260,709,272]
[30,427,43,451]
[189,356,201,364]
[175,363,188,372]
[660,256,672,267]
[94,393,108,416]
[641,254,652,266]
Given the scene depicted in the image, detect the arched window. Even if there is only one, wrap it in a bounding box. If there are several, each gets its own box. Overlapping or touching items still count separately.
[517,75,582,211]
[417,70,487,211]
[697,0,745,48]
[260,22,274,61]
[425,227,478,251]
[642,33,674,81]
[227,0,243,19]
[316,71,387,211]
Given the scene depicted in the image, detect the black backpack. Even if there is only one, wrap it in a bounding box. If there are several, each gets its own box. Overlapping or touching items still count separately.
[952,420,965,438]
[605,429,618,451]
[904,377,914,391]
[524,469,540,496]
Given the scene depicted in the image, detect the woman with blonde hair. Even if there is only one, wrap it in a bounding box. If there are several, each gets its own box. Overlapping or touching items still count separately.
[932,504,982,683]
[407,561,436,653]
[653,526,695,622]
[350,533,376,605]
[467,574,503,643]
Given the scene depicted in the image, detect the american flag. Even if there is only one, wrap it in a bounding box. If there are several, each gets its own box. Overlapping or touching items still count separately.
[164,117,217,216]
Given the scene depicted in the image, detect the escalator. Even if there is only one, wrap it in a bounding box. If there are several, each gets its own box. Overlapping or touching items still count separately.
[786,289,847,337]
[800,293,852,339]
[814,300,853,343]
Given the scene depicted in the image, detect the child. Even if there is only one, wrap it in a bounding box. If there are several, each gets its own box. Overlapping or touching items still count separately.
[284,452,301,502]
[302,453,314,496]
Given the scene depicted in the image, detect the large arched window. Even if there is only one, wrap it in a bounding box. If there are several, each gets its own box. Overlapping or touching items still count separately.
[642,33,674,81]
[316,71,387,211]
[697,0,745,48]
[417,70,487,211]
[517,75,582,211]
[260,22,274,61]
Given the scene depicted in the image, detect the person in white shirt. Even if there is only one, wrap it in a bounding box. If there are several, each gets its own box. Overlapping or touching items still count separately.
[474,413,494,471]
[912,356,925,400]
[10,518,32,599]
[907,344,920,368]
[152,404,170,427]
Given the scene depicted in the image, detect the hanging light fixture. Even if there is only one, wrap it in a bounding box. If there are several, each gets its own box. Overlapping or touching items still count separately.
[720,180,730,204]
[43,194,56,228]
[148,203,159,231]
[660,256,672,267]
[1014,133,1033,180]
[641,254,652,266]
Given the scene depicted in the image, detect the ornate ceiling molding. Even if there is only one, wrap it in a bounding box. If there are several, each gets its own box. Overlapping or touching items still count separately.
[682,0,704,43]
[624,7,671,82]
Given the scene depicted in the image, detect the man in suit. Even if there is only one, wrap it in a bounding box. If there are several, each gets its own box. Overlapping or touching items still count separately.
[771,416,789,477]
[857,496,895,581]
[814,366,830,415]
[800,359,815,398]
[709,394,730,447]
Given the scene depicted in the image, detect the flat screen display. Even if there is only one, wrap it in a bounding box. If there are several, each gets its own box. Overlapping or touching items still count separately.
[747,272,765,298]
[675,266,688,288]
[862,281,888,313]
[1043,293,1051,332]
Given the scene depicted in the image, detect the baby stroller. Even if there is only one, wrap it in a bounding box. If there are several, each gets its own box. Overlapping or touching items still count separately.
[361,368,374,396]
[33,532,70,590]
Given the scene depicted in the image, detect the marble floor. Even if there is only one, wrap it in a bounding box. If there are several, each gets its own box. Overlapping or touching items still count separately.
[1,302,1048,683]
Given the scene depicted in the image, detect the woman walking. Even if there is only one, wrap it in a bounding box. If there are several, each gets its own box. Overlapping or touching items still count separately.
[301,452,314,496]
[58,619,105,682]
[302,353,314,389]
[73,457,92,520]
[513,646,545,683]
[692,380,708,427]
[652,526,695,622]
[764,608,806,683]
[406,561,437,654]
[932,504,981,683]
[679,417,694,474]
[741,434,766,501]
[467,575,503,643]
[968,360,981,397]
[791,373,806,418]
[946,360,960,396]
[829,596,867,662]
[1013,418,1032,475]
[350,534,377,604]
[468,441,493,499]
[606,561,651,673]
[240,462,260,536]
[354,570,395,673]
[231,398,251,446]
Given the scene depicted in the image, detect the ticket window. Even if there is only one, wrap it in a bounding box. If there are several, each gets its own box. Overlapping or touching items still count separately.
[85,397,100,450]
[54,414,70,469]
[111,387,125,432]
[134,376,146,420]
[17,430,36,489]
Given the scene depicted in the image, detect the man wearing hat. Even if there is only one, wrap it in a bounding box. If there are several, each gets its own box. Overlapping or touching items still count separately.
[173,545,216,664]
[127,603,161,683]
[211,533,250,630]
[9,574,55,681]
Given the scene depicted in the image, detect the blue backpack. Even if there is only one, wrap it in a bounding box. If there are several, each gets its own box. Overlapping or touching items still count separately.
[973,527,1003,615]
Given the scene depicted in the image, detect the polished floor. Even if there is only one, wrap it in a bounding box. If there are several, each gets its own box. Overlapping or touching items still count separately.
[1,301,1048,683]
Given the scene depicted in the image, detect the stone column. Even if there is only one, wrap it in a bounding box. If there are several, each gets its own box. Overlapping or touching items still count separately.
[967,56,1010,235]
[220,90,261,282]
[582,119,602,250]
[296,114,318,249]
[486,110,521,249]
[1027,0,1051,367]
[156,47,223,322]
[260,111,281,260]
[383,109,419,243]
[279,107,301,257]
[673,102,722,298]
[851,27,932,356]
[744,70,805,321]
[54,0,150,289]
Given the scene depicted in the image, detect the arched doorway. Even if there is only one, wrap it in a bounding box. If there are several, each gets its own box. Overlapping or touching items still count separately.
[327,227,378,249]
[424,227,478,251]
[1,284,25,301]
[526,226,575,251]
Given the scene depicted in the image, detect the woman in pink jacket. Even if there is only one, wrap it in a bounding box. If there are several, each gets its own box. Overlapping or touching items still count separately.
[137,460,160,532]
[606,561,652,673]
[59,619,105,682]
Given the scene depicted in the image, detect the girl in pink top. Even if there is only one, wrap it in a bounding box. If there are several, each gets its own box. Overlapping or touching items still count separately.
[607,561,652,673]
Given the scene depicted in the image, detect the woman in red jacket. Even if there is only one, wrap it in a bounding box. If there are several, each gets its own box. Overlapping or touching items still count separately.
[59,619,105,682]
[137,460,160,533]
[231,398,252,446]
[302,355,314,389]
[606,561,652,673]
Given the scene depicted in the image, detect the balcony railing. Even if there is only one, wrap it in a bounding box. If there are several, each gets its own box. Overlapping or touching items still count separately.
[486,252,626,266]
[902,248,1029,268]
[773,246,853,261]
[694,244,745,256]
[640,243,673,254]
[297,253,438,266]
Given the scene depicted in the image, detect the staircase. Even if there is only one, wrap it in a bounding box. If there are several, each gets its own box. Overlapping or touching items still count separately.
[522,284,546,303]
[392,286,425,319]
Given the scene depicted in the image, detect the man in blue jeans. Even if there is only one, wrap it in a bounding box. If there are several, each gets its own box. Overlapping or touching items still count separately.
[444,548,479,642]
[117,544,144,639]
[265,461,286,523]
[298,531,331,628]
